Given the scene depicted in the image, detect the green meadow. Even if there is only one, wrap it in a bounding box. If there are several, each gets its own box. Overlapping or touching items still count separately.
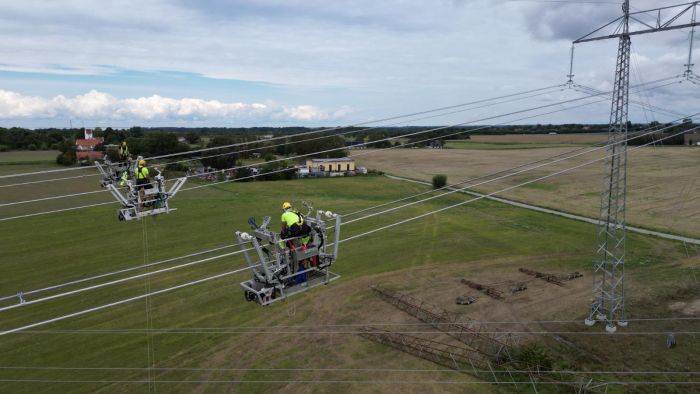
[0,162,698,393]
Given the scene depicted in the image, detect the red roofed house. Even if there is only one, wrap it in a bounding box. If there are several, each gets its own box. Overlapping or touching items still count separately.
[75,129,105,161]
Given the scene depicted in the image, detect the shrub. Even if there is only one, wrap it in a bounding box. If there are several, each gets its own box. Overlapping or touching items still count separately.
[235,167,253,181]
[27,144,37,151]
[56,152,76,166]
[515,344,553,372]
[165,162,189,172]
[432,174,447,189]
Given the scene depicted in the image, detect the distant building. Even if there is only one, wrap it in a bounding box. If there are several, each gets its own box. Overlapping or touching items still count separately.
[685,131,700,146]
[296,165,310,177]
[305,157,355,175]
[75,129,105,161]
[177,136,189,144]
[346,141,366,150]
[428,140,443,149]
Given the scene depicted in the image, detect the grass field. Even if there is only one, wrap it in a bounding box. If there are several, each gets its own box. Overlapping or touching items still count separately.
[0,150,60,164]
[358,146,700,239]
[0,158,699,393]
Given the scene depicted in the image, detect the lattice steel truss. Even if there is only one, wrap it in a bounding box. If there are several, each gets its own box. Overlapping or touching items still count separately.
[588,20,631,332]
[371,285,515,361]
[575,1,700,332]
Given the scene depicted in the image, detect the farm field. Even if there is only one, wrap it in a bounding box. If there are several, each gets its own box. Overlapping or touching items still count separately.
[443,133,608,150]
[358,146,700,239]
[444,140,582,150]
[0,164,699,393]
[468,133,608,145]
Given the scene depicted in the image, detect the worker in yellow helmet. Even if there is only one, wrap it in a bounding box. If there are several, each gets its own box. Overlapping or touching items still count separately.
[118,141,129,161]
[136,159,150,187]
[281,202,300,239]
[135,159,151,210]
[280,201,313,285]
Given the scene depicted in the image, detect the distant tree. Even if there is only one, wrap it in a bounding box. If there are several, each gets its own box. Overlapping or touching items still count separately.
[185,132,200,144]
[259,160,294,180]
[56,150,76,166]
[200,136,240,170]
[129,126,144,137]
[132,132,186,157]
[368,134,391,149]
[288,134,346,158]
[235,166,254,181]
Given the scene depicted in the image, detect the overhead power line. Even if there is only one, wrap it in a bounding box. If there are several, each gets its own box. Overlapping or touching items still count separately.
[1,75,680,215]
[0,84,566,181]
[1,109,693,306]
[343,123,700,227]
[4,378,700,386]
[0,84,567,202]
[0,125,695,337]
[0,75,684,192]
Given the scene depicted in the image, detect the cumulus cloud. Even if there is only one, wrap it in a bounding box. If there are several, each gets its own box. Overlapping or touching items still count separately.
[0,0,695,127]
[280,105,353,121]
[0,90,350,123]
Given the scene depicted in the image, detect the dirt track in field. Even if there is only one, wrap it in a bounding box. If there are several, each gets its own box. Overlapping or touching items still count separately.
[356,146,700,238]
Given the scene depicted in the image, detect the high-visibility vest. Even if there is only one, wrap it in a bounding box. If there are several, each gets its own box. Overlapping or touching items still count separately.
[281,210,302,227]
[119,171,128,186]
[136,166,149,180]
[119,145,128,156]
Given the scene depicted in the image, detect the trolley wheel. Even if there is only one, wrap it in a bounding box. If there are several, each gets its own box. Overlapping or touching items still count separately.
[244,291,255,302]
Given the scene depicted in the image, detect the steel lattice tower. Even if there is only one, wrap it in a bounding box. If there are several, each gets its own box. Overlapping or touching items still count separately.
[585,4,631,332]
[574,1,700,332]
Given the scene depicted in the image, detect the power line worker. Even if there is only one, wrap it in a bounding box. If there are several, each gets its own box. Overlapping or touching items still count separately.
[135,159,151,210]
[136,159,150,187]
[118,141,129,161]
[280,202,310,245]
[280,202,313,285]
[119,171,128,187]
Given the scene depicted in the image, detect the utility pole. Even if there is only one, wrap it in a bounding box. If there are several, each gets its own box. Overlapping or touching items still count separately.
[574,1,700,333]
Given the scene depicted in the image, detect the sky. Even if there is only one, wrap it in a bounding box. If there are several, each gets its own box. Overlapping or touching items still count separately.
[0,0,696,128]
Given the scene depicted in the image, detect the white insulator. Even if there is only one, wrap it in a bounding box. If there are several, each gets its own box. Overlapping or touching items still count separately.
[325,211,336,218]
[240,232,253,241]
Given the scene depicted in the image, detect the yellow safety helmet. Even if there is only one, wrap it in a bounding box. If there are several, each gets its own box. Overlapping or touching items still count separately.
[282,202,292,210]
[139,159,146,166]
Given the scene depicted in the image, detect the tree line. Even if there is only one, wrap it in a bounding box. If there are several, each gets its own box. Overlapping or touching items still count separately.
[2,121,695,167]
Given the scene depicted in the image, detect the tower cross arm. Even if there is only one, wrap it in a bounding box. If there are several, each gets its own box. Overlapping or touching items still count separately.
[574,2,699,43]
